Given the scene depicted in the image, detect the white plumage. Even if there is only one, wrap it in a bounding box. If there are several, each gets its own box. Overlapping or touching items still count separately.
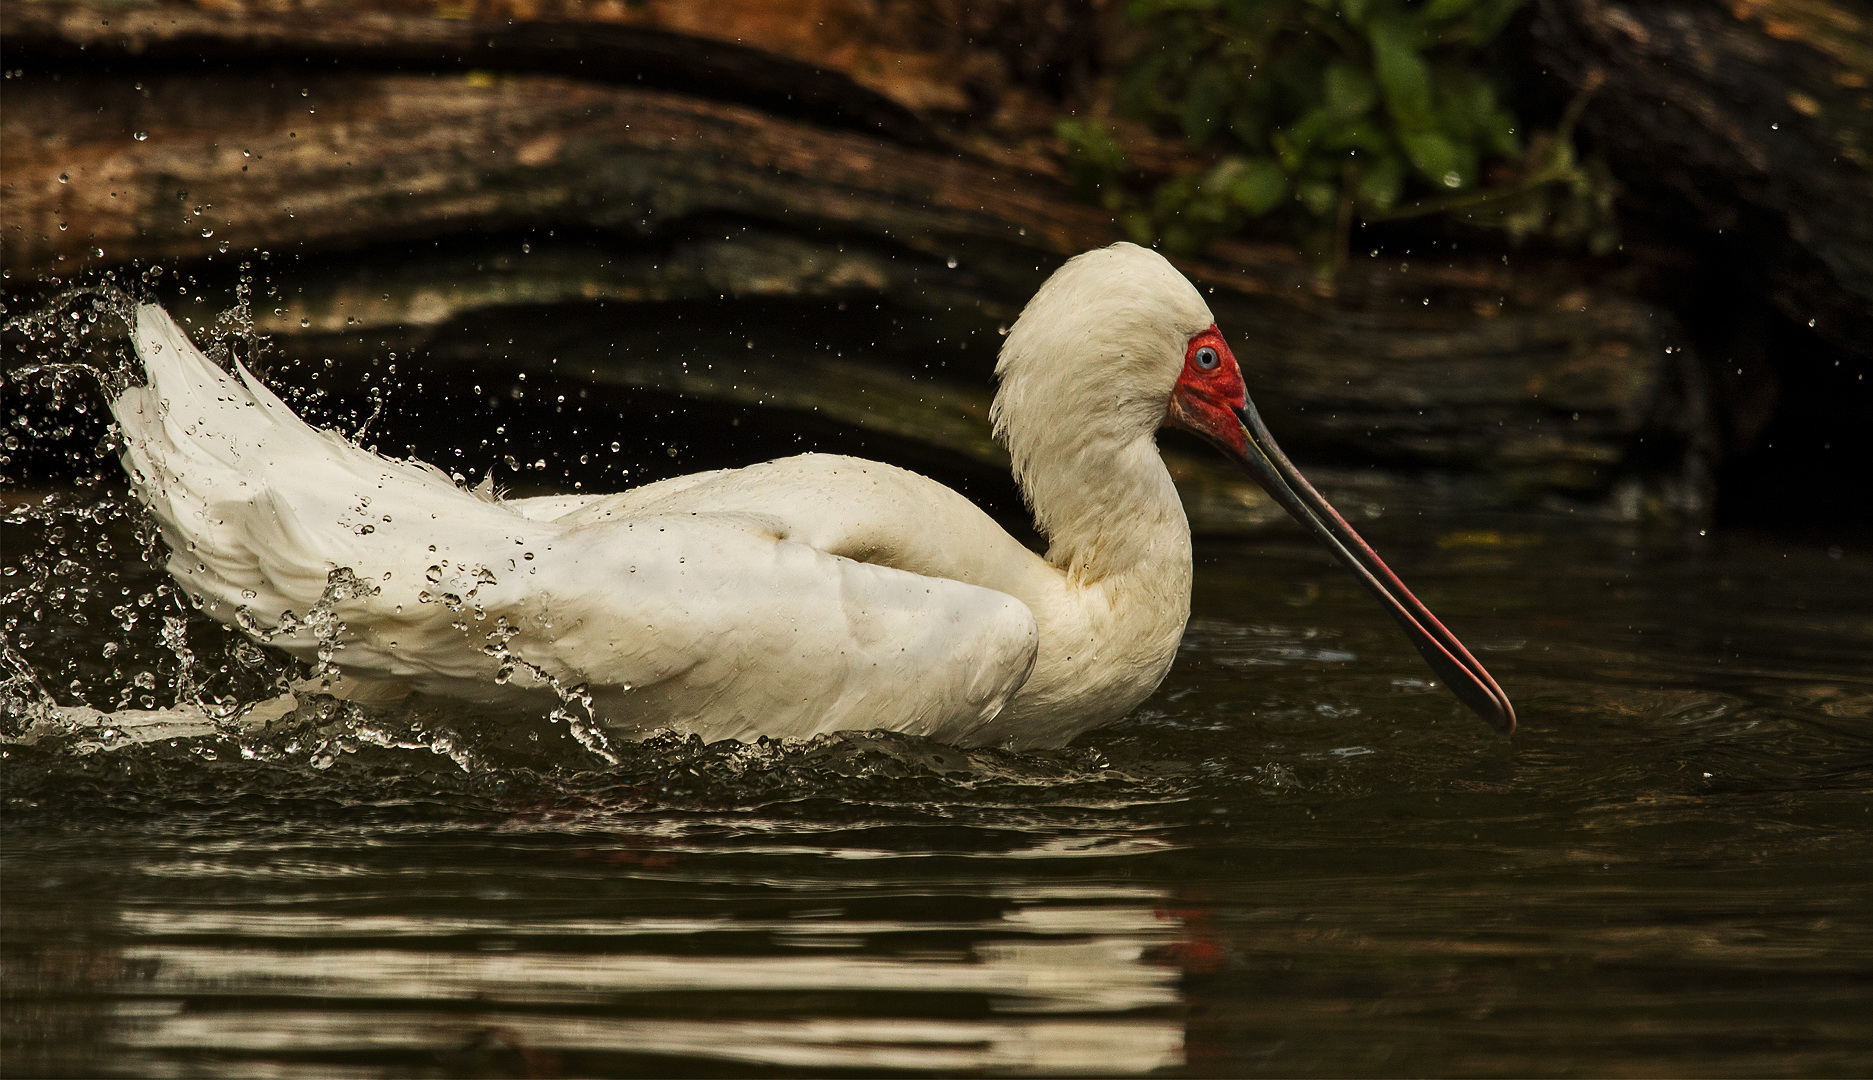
[111,242,1516,748]
[113,244,1215,748]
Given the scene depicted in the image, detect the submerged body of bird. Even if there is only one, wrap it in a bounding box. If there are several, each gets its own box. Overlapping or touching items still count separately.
[111,243,1512,749]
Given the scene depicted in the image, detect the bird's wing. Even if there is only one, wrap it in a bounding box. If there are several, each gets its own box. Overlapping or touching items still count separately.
[475,512,1039,742]
[114,304,1037,741]
[503,469,737,523]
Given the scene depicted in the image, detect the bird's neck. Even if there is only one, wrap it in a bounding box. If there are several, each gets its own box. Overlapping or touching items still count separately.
[1016,432,1191,588]
[979,428,1193,746]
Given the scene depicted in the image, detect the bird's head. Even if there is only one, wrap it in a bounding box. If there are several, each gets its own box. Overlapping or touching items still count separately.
[1001,242,1516,734]
[995,242,1216,448]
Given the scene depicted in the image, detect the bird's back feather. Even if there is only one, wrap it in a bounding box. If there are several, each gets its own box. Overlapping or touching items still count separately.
[113,305,1038,743]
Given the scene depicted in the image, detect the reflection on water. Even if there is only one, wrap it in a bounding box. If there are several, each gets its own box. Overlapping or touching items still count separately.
[11,806,1191,1077]
[5,491,1873,1076]
[106,904,1186,1074]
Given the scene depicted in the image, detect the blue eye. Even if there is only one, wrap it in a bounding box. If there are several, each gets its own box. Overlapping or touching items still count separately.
[1194,345,1220,370]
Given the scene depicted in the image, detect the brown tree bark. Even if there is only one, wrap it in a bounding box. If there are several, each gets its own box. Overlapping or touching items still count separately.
[1529,0,1873,360]
[2,0,1712,529]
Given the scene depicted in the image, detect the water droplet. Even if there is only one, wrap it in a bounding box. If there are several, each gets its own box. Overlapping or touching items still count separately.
[201,228,214,238]
[946,256,958,269]
[58,173,69,183]
[132,131,148,141]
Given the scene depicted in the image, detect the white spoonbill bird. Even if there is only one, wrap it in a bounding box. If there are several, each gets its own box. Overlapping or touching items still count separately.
[112,243,1513,749]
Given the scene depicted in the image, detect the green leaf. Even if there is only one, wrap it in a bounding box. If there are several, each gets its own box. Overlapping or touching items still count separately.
[1283,105,1337,155]
[1184,179,1234,226]
[1322,62,1377,120]
[1108,0,1554,249]
[1499,190,1552,241]
[1399,129,1466,187]
[1440,72,1514,160]
[1056,118,1132,208]
[1161,222,1205,256]
[1271,129,1304,172]
[1121,210,1158,246]
[1368,18,1434,132]
[1483,104,1521,158]
[1319,118,1389,155]
[1296,179,1339,217]
[1057,118,1127,173]
[1354,154,1406,210]
[1227,157,1289,215]
[1154,173,1201,214]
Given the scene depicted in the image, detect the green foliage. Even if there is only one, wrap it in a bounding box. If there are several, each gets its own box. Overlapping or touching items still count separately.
[1056,0,1618,259]
[1057,117,1132,211]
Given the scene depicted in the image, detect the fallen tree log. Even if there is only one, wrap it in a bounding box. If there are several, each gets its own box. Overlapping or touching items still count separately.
[3,7,1713,530]
[0,0,1097,158]
[1529,0,1873,361]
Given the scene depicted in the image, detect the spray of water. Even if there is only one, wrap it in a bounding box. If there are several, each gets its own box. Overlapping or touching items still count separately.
[2,273,618,772]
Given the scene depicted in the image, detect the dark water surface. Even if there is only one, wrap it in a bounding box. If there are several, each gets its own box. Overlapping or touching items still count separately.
[5,496,1871,1077]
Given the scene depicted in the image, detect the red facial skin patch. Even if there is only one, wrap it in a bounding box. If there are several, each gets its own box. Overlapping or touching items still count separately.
[1166,325,1248,455]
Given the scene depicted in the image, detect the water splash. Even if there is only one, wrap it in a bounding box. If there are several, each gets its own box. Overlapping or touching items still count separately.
[2,278,499,771]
